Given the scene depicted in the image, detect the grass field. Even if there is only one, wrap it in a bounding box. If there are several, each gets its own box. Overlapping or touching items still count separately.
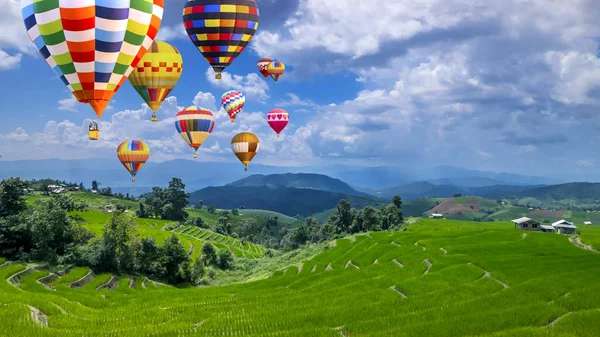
[2,219,600,336]
[238,209,301,226]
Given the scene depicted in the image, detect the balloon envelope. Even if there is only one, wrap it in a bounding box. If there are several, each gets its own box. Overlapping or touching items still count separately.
[257,57,272,77]
[175,106,215,158]
[21,0,164,119]
[117,140,150,182]
[231,132,259,170]
[267,108,289,136]
[222,91,245,122]
[267,61,285,82]
[183,0,260,78]
[128,40,183,113]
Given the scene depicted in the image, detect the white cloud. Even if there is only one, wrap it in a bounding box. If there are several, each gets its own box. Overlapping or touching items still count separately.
[476,149,493,158]
[0,0,36,54]
[274,93,318,108]
[156,24,188,41]
[519,145,537,152]
[57,96,79,112]
[576,159,594,167]
[192,92,218,112]
[205,67,270,101]
[545,51,600,105]
[0,49,21,70]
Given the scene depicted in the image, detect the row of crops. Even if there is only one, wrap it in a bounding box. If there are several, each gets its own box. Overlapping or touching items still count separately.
[1,220,600,336]
[173,225,266,259]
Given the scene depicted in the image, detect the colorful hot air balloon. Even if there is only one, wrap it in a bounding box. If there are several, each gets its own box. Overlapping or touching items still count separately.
[183,0,260,79]
[21,0,164,139]
[175,106,215,158]
[128,40,183,122]
[117,140,150,182]
[231,132,259,171]
[267,61,285,82]
[222,91,245,123]
[267,108,289,137]
[257,57,272,78]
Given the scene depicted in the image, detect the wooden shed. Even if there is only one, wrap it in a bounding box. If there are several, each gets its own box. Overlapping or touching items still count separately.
[512,217,541,231]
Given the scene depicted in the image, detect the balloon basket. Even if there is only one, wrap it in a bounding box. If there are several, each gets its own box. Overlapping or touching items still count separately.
[151,116,157,122]
[215,73,222,79]
[132,178,136,182]
[244,167,248,171]
[277,134,280,138]
[89,130,99,140]
[193,153,197,158]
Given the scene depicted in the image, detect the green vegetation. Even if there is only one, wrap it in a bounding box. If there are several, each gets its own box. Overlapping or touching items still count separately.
[1,218,600,336]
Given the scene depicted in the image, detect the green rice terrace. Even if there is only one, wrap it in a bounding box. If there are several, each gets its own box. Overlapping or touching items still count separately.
[2,219,600,336]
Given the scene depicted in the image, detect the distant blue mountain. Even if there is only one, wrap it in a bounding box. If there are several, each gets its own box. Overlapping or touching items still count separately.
[0,158,558,195]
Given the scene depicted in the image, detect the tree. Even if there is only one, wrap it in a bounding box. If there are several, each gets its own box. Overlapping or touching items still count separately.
[391,195,404,223]
[91,180,99,191]
[189,216,206,228]
[237,219,260,241]
[359,206,380,232]
[190,257,206,285]
[159,235,189,284]
[135,237,159,275]
[162,178,190,221]
[136,203,147,218]
[216,249,233,270]
[265,217,278,230]
[207,206,216,214]
[327,199,354,233]
[195,200,204,209]
[0,178,27,217]
[201,242,217,266]
[100,211,137,273]
[231,208,239,216]
[453,193,462,198]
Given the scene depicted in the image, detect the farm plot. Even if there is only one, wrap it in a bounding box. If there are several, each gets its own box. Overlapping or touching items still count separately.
[1,219,600,336]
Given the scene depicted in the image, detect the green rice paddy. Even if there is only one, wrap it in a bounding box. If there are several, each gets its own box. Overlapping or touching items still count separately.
[2,219,599,336]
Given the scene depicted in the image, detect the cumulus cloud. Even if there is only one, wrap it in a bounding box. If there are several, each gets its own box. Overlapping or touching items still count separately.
[57,97,79,112]
[0,49,21,70]
[205,67,270,101]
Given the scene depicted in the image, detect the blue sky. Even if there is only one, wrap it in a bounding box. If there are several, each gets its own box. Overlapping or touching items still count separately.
[1,0,600,178]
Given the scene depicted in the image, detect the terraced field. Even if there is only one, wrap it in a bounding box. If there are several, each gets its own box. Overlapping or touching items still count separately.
[173,225,265,259]
[2,219,600,336]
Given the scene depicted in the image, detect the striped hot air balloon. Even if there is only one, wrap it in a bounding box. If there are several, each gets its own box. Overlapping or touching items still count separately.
[267,60,285,82]
[183,0,260,79]
[257,57,271,78]
[231,132,259,171]
[128,40,183,122]
[175,106,215,158]
[116,140,150,182]
[21,0,164,139]
[267,108,289,137]
[221,90,245,123]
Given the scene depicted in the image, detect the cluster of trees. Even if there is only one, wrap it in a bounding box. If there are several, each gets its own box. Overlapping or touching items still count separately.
[278,196,404,250]
[0,178,229,285]
[137,178,190,221]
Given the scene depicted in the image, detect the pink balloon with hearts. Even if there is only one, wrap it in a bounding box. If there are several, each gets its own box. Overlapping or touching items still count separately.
[267,108,289,137]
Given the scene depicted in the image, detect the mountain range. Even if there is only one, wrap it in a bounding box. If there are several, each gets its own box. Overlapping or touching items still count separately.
[0,158,563,195]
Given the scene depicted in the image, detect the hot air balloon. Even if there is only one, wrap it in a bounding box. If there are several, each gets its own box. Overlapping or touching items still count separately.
[267,108,289,137]
[117,140,150,182]
[267,61,285,82]
[183,0,260,79]
[21,0,164,139]
[257,57,272,78]
[231,132,259,171]
[222,91,245,123]
[128,40,183,122]
[175,106,215,158]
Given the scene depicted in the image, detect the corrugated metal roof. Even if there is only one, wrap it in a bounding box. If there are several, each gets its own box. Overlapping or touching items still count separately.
[584,221,592,224]
[552,219,574,227]
[554,223,577,229]
[540,225,554,230]
[512,217,532,224]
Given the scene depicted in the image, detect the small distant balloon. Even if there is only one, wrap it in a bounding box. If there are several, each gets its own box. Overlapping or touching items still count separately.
[267,108,289,137]
[231,132,259,171]
[116,140,150,182]
[222,91,245,123]
[267,61,285,82]
[257,58,272,78]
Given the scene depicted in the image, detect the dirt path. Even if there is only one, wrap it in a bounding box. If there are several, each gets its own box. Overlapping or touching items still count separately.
[423,259,432,274]
[544,312,572,327]
[344,260,359,269]
[389,286,407,298]
[569,236,598,252]
[69,270,95,289]
[188,242,195,256]
[29,306,48,327]
[469,263,509,288]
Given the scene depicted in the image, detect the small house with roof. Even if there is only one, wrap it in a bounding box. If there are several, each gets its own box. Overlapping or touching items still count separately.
[551,219,577,235]
[584,221,592,225]
[512,217,540,231]
[429,213,443,219]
